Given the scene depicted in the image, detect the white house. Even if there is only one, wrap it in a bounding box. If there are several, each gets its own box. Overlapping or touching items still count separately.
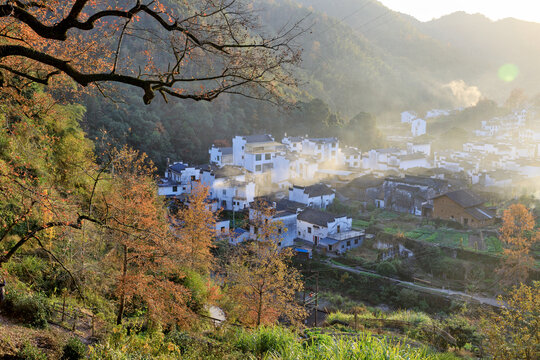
[411,118,426,137]
[300,138,339,163]
[209,146,233,167]
[425,109,450,118]
[407,142,431,156]
[199,165,256,211]
[289,155,319,181]
[341,147,362,168]
[296,208,352,246]
[398,153,432,170]
[158,162,202,197]
[232,134,284,173]
[363,148,403,171]
[248,202,298,248]
[281,136,304,152]
[289,183,335,209]
[401,111,417,123]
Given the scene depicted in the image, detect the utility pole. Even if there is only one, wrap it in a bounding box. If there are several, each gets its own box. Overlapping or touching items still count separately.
[314,271,319,327]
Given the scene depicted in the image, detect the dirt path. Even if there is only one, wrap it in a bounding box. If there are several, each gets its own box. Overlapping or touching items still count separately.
[325,261,501,307]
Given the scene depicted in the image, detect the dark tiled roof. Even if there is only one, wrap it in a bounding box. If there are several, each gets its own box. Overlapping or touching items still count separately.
[244,134,273,143]
[465,206,495,221]
[275,199,306,212]
[301,183,335,197]
[386,175,448,189]
[213,165,245,178]
[434,189,484,208]
[220,147,233,155]
[168,162,187,173]
[310,137,338,144]
[297,208,344,227]
[346,175,384,189]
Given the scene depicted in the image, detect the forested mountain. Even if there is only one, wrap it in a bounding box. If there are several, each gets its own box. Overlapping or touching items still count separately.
[81,0,540,169]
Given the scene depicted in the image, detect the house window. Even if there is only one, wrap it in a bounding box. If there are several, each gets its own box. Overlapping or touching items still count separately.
[217,156,220,161]
[172,185,178,192]
[354,239,358,244]
[265,153,271,160]
[298,231,301,235]
[308,227,312,234]
[222,189,226,195]
[220,226,226,233]
[256,154,262,161]
[256,165,262,172]
[242,146,244,150]
[314,236,318,245]
[191,175,196,181]
[317,144,322,150]
[337,225,341,233]
[347,240,351,246]
[328,245,333,251]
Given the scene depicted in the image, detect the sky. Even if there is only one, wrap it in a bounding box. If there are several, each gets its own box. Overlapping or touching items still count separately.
[377,0,540,23]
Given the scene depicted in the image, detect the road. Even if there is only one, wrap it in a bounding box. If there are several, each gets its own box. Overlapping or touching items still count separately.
[325,261,502,307]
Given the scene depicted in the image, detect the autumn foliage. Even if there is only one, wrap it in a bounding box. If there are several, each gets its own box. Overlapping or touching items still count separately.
[497,204,539,287]
[224,203,305,327]
[484,282,540,360]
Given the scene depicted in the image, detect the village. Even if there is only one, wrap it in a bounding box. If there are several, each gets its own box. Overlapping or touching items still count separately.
[155,106,540,260]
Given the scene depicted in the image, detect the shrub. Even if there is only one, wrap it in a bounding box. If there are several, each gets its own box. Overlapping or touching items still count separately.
[3,286,51,328]
[443,315,480,350]
[165,329,192,353]
[376,261,397,276]
[234,326,296,356]
[62,337,87,360]
[16,342,47,360]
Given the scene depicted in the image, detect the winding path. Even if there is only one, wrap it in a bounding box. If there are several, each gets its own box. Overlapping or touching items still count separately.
[325,261,502,307]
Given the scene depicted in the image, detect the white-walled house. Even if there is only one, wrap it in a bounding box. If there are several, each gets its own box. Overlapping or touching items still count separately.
[289,155,319,181]
[282,136,304,153]
[398,154,432,170]
[301,138,339,163]
[157,178,183,197]
[199,165,256,211]
[159,162,201,197]
[411,118,426,137]
[401,111,417,123]
[407,142,431,156]
[248,204,297,249]
[341,147,362,168]
[209,146,233,167]
[215,219,230,236]
[232,134,284,173]
[289,183,335,209]
[296,208,352,246]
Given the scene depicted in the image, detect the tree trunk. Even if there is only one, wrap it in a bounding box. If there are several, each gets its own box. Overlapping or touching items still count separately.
[116,245,128,325]
[257,290,263,326]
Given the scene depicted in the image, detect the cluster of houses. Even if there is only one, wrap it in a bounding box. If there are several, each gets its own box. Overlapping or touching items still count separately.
[157,122,511,256]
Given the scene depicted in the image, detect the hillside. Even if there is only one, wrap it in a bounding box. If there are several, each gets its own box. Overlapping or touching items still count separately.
[81,0,540,169]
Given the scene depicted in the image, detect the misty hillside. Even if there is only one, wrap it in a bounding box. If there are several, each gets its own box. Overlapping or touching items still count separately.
[82,0,540,167]
[292,0,540,107]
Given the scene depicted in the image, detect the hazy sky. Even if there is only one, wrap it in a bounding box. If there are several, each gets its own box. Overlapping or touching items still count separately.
[377,0,540,23]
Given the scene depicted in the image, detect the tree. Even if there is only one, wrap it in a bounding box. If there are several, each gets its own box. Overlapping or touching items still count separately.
[172,183,217,275]
[0,87,98,270]
[497,204,539,287]
[0,0,304,104]
[103,147,190,325]
[224,203,305,326]
[483,282,540,360]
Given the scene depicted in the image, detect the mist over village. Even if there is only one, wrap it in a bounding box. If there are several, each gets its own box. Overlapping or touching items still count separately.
[0,1,538,359]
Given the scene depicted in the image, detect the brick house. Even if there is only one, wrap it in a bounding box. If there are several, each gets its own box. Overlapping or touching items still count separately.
[432,189,495,227]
